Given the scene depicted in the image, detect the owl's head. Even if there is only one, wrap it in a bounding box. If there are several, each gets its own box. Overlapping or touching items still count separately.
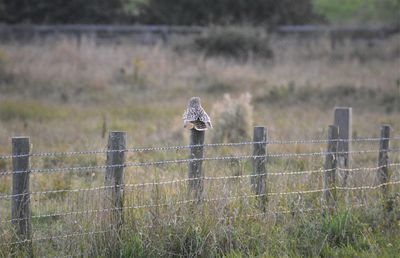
[188,97,201,107]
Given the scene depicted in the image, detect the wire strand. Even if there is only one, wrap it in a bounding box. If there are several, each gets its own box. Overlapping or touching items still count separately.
[2,180,398,225]
[1,136,398,160]
[3,163,399,199]
[1,148,399,176]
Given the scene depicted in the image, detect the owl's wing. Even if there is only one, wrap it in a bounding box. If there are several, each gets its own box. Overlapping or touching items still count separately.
[199,110,212,128]
[182,110,189,127]
[183,108,199,121]
[183,109,198,128]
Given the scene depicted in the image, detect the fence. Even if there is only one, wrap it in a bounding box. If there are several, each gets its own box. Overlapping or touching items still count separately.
[1,24,397,44]
[0,107,399,257]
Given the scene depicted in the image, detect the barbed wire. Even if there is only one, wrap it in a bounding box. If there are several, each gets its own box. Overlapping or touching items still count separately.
[1,137,399,160]
[1,136,399,253]
[125,137,397,152]
[218,203,367,221]
[2,180,398,225]
[337,180,400,190]
[1,148,399,176]
[337,163,400,172]
[2,229,113,246]
[2,163,399,200]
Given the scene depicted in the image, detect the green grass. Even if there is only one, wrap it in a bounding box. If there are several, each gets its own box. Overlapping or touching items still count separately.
[0,100,69,122]
[313,0,400,25]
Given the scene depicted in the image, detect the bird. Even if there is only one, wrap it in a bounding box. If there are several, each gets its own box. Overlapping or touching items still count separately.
[182,97,212,131]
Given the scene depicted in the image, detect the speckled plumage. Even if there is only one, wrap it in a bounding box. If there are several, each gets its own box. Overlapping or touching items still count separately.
[183,97,212,131]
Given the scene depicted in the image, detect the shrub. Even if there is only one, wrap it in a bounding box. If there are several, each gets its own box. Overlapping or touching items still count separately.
[137,0,319,26]
[211,93,253,143]
[194,27,273,60]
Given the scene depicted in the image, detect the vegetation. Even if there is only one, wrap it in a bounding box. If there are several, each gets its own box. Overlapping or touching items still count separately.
[1,0,398,26]
[314,0,400,25]
[211,93,253,143]
[136,0,318,25]
[0,32,399,256]
[192,27,273,60]
[0,0,127,24]
[0,0,318,25]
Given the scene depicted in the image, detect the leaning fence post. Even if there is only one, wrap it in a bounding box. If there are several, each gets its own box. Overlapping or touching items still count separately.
[104,131,126,257]
[376,125,390,203]
[188,129,205,202]
[11,137,32,256]
[323,125,338,212]
[334,107,352,186]
[252,126,267,211]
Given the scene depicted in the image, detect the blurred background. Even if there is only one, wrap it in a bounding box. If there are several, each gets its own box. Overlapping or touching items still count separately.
[0,0,399,150]
[0,0,399,25]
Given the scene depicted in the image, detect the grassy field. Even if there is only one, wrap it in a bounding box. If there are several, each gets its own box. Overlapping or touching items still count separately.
[0,32,400,257]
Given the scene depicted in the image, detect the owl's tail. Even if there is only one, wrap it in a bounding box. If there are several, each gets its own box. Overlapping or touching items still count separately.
[192,120,207,131]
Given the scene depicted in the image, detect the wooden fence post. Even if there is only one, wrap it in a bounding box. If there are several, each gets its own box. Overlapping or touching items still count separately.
[104,131,126,257]
[188,129,205,202]
[252,126,267,211]
[11,137,32,256]
[376,125,390,202]
[334,107,352,186]
[323,125,338,212]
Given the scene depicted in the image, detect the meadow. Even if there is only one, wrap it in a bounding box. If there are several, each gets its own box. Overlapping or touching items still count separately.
[0,30,399,257]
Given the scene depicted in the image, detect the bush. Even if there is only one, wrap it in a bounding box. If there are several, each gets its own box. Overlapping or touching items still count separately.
[211,93,253,143]
[137,0,319,25]
[0,0,127,24]
[194,27,273,60]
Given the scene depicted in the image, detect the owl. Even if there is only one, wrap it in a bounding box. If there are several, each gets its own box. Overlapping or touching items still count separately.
[182,97,212,131]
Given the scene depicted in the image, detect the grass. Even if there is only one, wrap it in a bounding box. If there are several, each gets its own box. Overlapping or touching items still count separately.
[313,0,400,25]
[0,31,399,257]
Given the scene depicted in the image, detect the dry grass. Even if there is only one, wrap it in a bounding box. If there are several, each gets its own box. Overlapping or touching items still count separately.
[0,32,399,257]
[0,34,398,148]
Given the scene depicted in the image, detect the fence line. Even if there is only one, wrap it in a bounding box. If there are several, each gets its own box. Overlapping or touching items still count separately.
[8,205,373,253]
[1,112,399,256]
[1,148,399,176]
[2,179,399,226]
[1,137,399,160]
[1,183,396,247]
[4,202,370,248]
[1,163,399,200]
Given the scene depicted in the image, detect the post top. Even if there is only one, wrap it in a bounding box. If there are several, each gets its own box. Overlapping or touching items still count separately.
[109,131,126,134]
[334,107,352,110]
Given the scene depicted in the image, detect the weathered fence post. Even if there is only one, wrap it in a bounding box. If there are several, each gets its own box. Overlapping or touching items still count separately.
[104,131,126,257]
[323,125,338,212]
[334,107,352,186]
[252,126,267,211]
[188,129,205,202]
[11,137,32,256]
[376,125,390,202]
